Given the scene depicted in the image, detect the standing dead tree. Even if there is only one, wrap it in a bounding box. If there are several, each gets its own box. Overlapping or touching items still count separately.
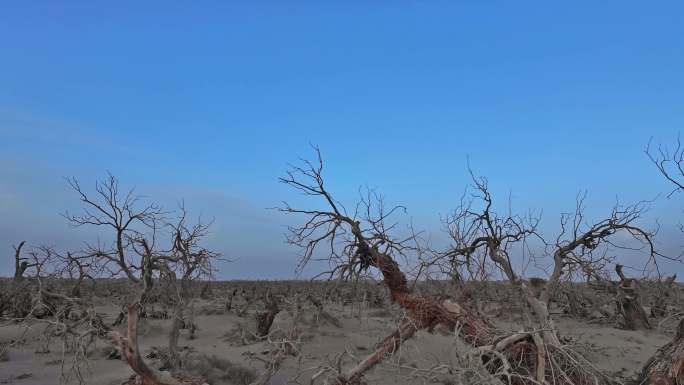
[548,193,662,331]
[162,205,220,370]
[13,240,37,282]
[52,251,96,299]
[2,241,38,319]
[438,178,643,383]
[64,173,165,304]
[442,172,666,382]
[435,175,544,329]
[546,194,659,332]
[64,175,221,384]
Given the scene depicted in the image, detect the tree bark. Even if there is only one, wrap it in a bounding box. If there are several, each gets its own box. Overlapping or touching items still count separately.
[168,302,183,369]
[110,304,192,385]
[640,318,684,385]
[332,237,498,384]
[13,241,27,282]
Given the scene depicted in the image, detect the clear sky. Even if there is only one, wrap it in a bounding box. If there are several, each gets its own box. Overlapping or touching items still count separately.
[1,1,682,279]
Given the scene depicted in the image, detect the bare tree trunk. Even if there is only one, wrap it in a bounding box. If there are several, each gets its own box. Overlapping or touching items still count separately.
[109,304,189,385]
[341,319,418,385]
[139,248,155,311]
[168,301,183,369]
[167,272,191,370]
[639,318,684,385]
[333,243,497,384]
[490,248,563,348]
[13,241,28,282]
[523,285,563,347]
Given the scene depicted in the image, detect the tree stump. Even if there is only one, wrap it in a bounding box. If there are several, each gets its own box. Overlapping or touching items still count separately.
[615,265,651,330]
[255,294,280,337]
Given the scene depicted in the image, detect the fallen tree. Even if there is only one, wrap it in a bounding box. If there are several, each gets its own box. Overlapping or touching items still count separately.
[278,147,618,385]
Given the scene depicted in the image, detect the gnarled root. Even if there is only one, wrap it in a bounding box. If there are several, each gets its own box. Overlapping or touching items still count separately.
[474,331,618,385]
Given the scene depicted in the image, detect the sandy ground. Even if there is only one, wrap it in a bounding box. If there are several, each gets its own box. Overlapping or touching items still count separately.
[0,297,677,385]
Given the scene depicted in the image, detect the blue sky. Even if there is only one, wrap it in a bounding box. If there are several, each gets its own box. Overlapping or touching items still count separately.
[1,1,682,279]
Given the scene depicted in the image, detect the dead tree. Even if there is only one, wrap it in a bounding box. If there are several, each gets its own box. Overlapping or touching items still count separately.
[614,264,651,330]
[443,175,664,377]
[435,175,550,337]
[64,173,165,303]
[12,241,36,282]
[65,175,220,380]
[280,148,673,384]
[646,134,684,198]
[279,148,549,385]
[652,273,678,317]
[641,135,684,383]
[546,193,659,331]
[162,205,220,369]
[2,241,38,318]
[53,251,96,298]
[438,177,588,384]
[2,244,109,385]
[645,135,684,318]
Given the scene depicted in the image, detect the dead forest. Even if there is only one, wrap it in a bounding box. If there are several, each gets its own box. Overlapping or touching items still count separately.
[1,137,683,385]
